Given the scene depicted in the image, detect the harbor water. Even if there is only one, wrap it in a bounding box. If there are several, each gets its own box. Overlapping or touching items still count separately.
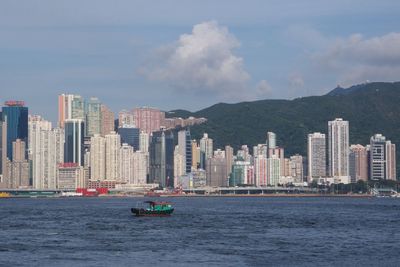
[1,197,399,266]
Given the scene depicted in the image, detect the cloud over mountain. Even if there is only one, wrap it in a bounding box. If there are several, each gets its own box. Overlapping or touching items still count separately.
[313,32,400,86]
[139,21,251,100]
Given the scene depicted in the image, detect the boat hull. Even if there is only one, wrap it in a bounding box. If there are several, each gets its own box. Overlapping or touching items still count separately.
[131,208,174,217]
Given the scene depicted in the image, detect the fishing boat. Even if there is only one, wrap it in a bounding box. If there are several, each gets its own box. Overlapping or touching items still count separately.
[131,201,174,217]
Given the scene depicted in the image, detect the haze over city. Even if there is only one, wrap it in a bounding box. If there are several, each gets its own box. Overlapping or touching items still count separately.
[1,0,400,123]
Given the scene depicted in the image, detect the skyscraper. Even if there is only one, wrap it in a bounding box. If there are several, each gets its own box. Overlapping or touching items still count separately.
[58,94,84,128]
[254,155,268,186]
[139,131,149,153]
[101,104,115,136]
[29,115,64,189]
[90,134,106,181]
[191,140,200,169]
[267,132,276,149]
[149,130,174,187]
[8,139,30,188]
[2,101,28,161]
[199,133,213,169]
[133,107,165,134]
[64,119,84,166]
[349,144,368,183]
[132,151,148,184]
[370,134,396,180]
[120,143,134,183]
[328,118,350,183]
[118,125,140,150]
[85,97,102,137]
[307,132,326,182]
[105,131,121,181]
[178,129,192,174]
[267,155,281,186]
[290,155,304,183]
[207,154,228,187]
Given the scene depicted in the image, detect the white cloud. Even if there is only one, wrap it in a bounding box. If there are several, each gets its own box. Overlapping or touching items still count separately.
[313,32,400,86]
[140,21,251,100]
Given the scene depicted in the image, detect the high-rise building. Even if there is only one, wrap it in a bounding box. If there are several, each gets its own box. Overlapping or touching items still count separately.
[58,94,84,128]
[133,107,165,134]
[370,134,396,180]
[178,129,192,174]
[85,97,102,137]
[267,132,276,149]
[120,143,134,183]
[349,144,369,183]
[267,155,281,186]
[229,159,253,186]
[207,155,228,187]
[139,131,149,153]
[64,119,84,166]
[254,155,268,186]
[328,118,350,183]
[289,155,303,183]
[118,125,140,151]
[58,94,73,128]
[225,145,234,176]
[199,133,213,169]
[7,139,30,188]
[307,132,326,182]
[149,130,174,187]
[29,115,64,189]
[101,105,115,136]
[2,101,28,161]
[105,131,121,181]
[173,145,185,186]
[90,134,106,181]
[132,151,148,184]
[191,140,200,169]
[118,110,135,127]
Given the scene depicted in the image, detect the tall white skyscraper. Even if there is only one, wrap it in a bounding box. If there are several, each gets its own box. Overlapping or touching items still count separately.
[267,132,276,149]
[90,134,106,181]
[328,118,350,183]
[120,143,134,183]
[29,115,64,189]
[105,131,121,181]
[307,132,326,182]
[132,151,148,184]
[139,131,149,153]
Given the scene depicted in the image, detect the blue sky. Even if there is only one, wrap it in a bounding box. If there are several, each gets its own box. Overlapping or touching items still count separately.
[1,0,400,123]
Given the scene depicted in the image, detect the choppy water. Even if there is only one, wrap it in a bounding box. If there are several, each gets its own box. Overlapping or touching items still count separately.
[0,197,400,266]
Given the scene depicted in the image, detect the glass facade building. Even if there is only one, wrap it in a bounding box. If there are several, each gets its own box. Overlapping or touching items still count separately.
[64,119,85,166]
[2,102,28,160]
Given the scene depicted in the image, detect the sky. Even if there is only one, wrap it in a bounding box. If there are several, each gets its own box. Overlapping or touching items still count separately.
[1,0,400,123]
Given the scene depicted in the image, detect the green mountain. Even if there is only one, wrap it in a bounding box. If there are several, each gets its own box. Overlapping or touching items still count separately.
[167,82,400,178]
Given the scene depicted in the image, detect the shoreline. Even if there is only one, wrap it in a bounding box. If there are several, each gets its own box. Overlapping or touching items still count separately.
[0,193,378,199]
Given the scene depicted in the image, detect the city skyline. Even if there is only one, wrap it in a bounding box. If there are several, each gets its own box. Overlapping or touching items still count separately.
[2,1,400,123]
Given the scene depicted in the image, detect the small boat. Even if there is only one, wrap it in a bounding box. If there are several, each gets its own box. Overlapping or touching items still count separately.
[131,201,174,217]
